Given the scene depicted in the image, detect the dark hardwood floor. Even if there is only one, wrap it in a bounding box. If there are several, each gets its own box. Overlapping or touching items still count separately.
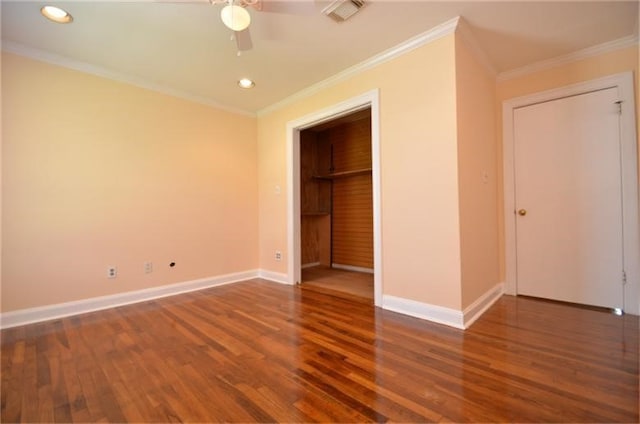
[302,265,374,300]
[1,279,638,422]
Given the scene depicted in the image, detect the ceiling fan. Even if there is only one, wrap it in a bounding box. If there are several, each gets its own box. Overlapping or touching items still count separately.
[210,0,259,52]
[163,0,362,54]
[186,0,317,54]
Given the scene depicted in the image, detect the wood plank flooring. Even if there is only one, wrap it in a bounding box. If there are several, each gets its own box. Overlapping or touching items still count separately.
[1,279,638,422]
[302,265,374,300]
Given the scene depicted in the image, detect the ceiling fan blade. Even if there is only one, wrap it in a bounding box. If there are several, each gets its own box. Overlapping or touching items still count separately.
[235,28,253,51]
[151,0,212,3]
[257,0,318,15]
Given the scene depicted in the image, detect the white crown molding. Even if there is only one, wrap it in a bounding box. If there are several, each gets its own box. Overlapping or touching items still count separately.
[497,34,639,82]
[456,17,497,77]
[0,269,261,329]
[257,16,461,117]
[1,40,256,117]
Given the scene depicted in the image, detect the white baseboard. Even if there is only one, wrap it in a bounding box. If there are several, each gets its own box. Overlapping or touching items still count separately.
[0,271,504,330]
[258,269,291,285]
[462,282,504,328]
[332,263,374,274]
[1,269,263,329]
[301,262,321,269]
[382,282,504,330]
[382,295,465,329]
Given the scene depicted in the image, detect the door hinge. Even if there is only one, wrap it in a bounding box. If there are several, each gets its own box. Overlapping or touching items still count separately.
[615,100,623,115]
[622,270,627,285]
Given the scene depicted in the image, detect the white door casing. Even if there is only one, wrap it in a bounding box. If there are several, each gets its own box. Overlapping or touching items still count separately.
[286,90,382,307]
[503,72,639,315]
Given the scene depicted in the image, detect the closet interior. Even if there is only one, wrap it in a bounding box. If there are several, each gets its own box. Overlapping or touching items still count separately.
[300,108,374,300]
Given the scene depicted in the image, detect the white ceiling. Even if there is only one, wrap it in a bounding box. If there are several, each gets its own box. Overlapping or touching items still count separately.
[2,1,638,114]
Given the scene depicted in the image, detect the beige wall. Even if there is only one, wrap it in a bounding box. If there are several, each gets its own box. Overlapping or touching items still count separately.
[455,34,500,309]
[495,45,639,281]
[258,35,464,309]
[5,31,635,318]
[2,53,259,312]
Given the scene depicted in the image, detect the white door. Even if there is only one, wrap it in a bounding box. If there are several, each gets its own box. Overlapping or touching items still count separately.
[513,87,624,310]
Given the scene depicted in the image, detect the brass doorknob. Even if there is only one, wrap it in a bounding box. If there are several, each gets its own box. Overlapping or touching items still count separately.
[518,209,527,216]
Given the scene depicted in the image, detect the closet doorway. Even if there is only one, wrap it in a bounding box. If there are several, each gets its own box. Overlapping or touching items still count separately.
[299,108,374,301]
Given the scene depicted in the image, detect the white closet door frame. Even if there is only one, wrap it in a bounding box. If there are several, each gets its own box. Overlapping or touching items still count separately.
[286,89,382,307]
[502,72,639,315]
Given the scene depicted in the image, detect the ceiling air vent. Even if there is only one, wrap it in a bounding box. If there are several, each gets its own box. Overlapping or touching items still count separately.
[322,0,366,22]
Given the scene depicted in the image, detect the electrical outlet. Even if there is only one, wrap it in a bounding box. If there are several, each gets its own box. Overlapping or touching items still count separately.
[144,262,153,274]
[275,250,282,261]
[107,266,117,279]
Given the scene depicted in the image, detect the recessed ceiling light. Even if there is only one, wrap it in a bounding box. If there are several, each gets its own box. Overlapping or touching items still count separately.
[238,78,255,89]
[41,5,73,24]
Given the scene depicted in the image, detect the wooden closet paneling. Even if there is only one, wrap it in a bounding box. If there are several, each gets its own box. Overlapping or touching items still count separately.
[333,174,373,268]
[300,131,331,266]
[300,132,331,215]
[331,118,372,173]
[302,215,331,266]
[300,112,373,271]
[329,117,373,269]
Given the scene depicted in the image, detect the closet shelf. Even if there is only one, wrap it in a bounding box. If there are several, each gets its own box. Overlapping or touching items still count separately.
[313,168,372,180]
